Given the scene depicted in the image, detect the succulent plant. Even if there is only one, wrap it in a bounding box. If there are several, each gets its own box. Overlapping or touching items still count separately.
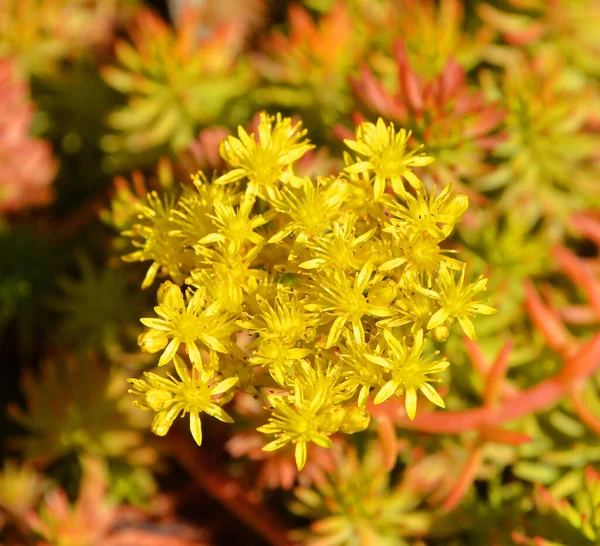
[0,0,136,75]
[350,39,505,194]
[102,6,255,165]
[0,57,56,214]
[9,356,153,464]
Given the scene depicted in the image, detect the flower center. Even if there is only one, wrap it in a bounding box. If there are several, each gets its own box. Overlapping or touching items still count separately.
[182,385,210,412]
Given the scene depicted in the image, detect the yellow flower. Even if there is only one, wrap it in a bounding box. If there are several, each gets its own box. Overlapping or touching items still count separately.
[258,361,347,470]
[344,118,434,200]
[122,191,191,289]
[216,112,314,201]
[380,223,463,277]
[298,217,377,272]
[376,281,436,334]
[240,289,317,345]
[128,355,238,446]
[124,114,494,456]
[371,330,448,419]
[339,334,388,408]
[139,281,235,367]
[425,263,496,340]
[199,194,274,255]
[169,174,231,248]
[239,288,317,383]
[387,183,469,239]
[268,176,348,245]
[305,262,394,347]
[193,240,268,295]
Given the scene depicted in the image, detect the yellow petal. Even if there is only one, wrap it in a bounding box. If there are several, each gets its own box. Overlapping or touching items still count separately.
[189,412,203,446]
[158,338,179,366]
[405,388,417,420]
[295,442,308,470]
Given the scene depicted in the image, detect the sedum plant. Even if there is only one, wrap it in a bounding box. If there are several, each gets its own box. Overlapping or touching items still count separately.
[290,441,457,546]
[125,113,494,470]
[477,52,600,225]
[256,3,363,129]
[0,460,45,532]
[0,0,136,76]
[513,466,600,545]
[9,356,152,464]
[101,5,255,165]
[0,57,56,215]
[480,0,600,79]
[350,38,506,194]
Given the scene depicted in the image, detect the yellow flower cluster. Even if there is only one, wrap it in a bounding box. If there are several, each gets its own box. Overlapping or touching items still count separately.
[126,113,494,469]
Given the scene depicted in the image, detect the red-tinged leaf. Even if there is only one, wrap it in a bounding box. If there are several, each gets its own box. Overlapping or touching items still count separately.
[483,340,513,407]
[559,304,598,325]
[553,246,600,318]
[288,4,315,36]
[534,483,557,509]
[442,447,483,512]
[104,527,212,546]
[560,331,600,382]
[463,335,489,376]
[511,531,531,545]
[351,65,397,118]
[524,281,573,356]
[454,91,472,115]
[332,123,354,141]
[463,107,505,139]
[499,378,565,422]
[278,458,297,490]
[585,466,599,483]
[401,406,493,434]
[475,132,509,150]
[394,40,423,112]
[570,391,600,435]
[377,414,398,471]
[571,213,600,247]
[351,111,367,127]
[504,25,546,47]
[440,58,465,103]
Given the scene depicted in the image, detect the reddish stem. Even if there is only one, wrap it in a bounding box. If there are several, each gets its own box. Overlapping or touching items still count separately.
[479,426,531,446]
[398,333,600,435]
[168,433,295,546]
[464,337,519,399]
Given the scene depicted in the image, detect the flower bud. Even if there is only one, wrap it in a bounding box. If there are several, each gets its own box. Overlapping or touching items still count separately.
[340,406,371,434]
[432,324,449,343]
[157,281,185,312]
[138,330,168,353]
[368,280,398,307]
[145,388,174,411]
[443,194,469,221]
